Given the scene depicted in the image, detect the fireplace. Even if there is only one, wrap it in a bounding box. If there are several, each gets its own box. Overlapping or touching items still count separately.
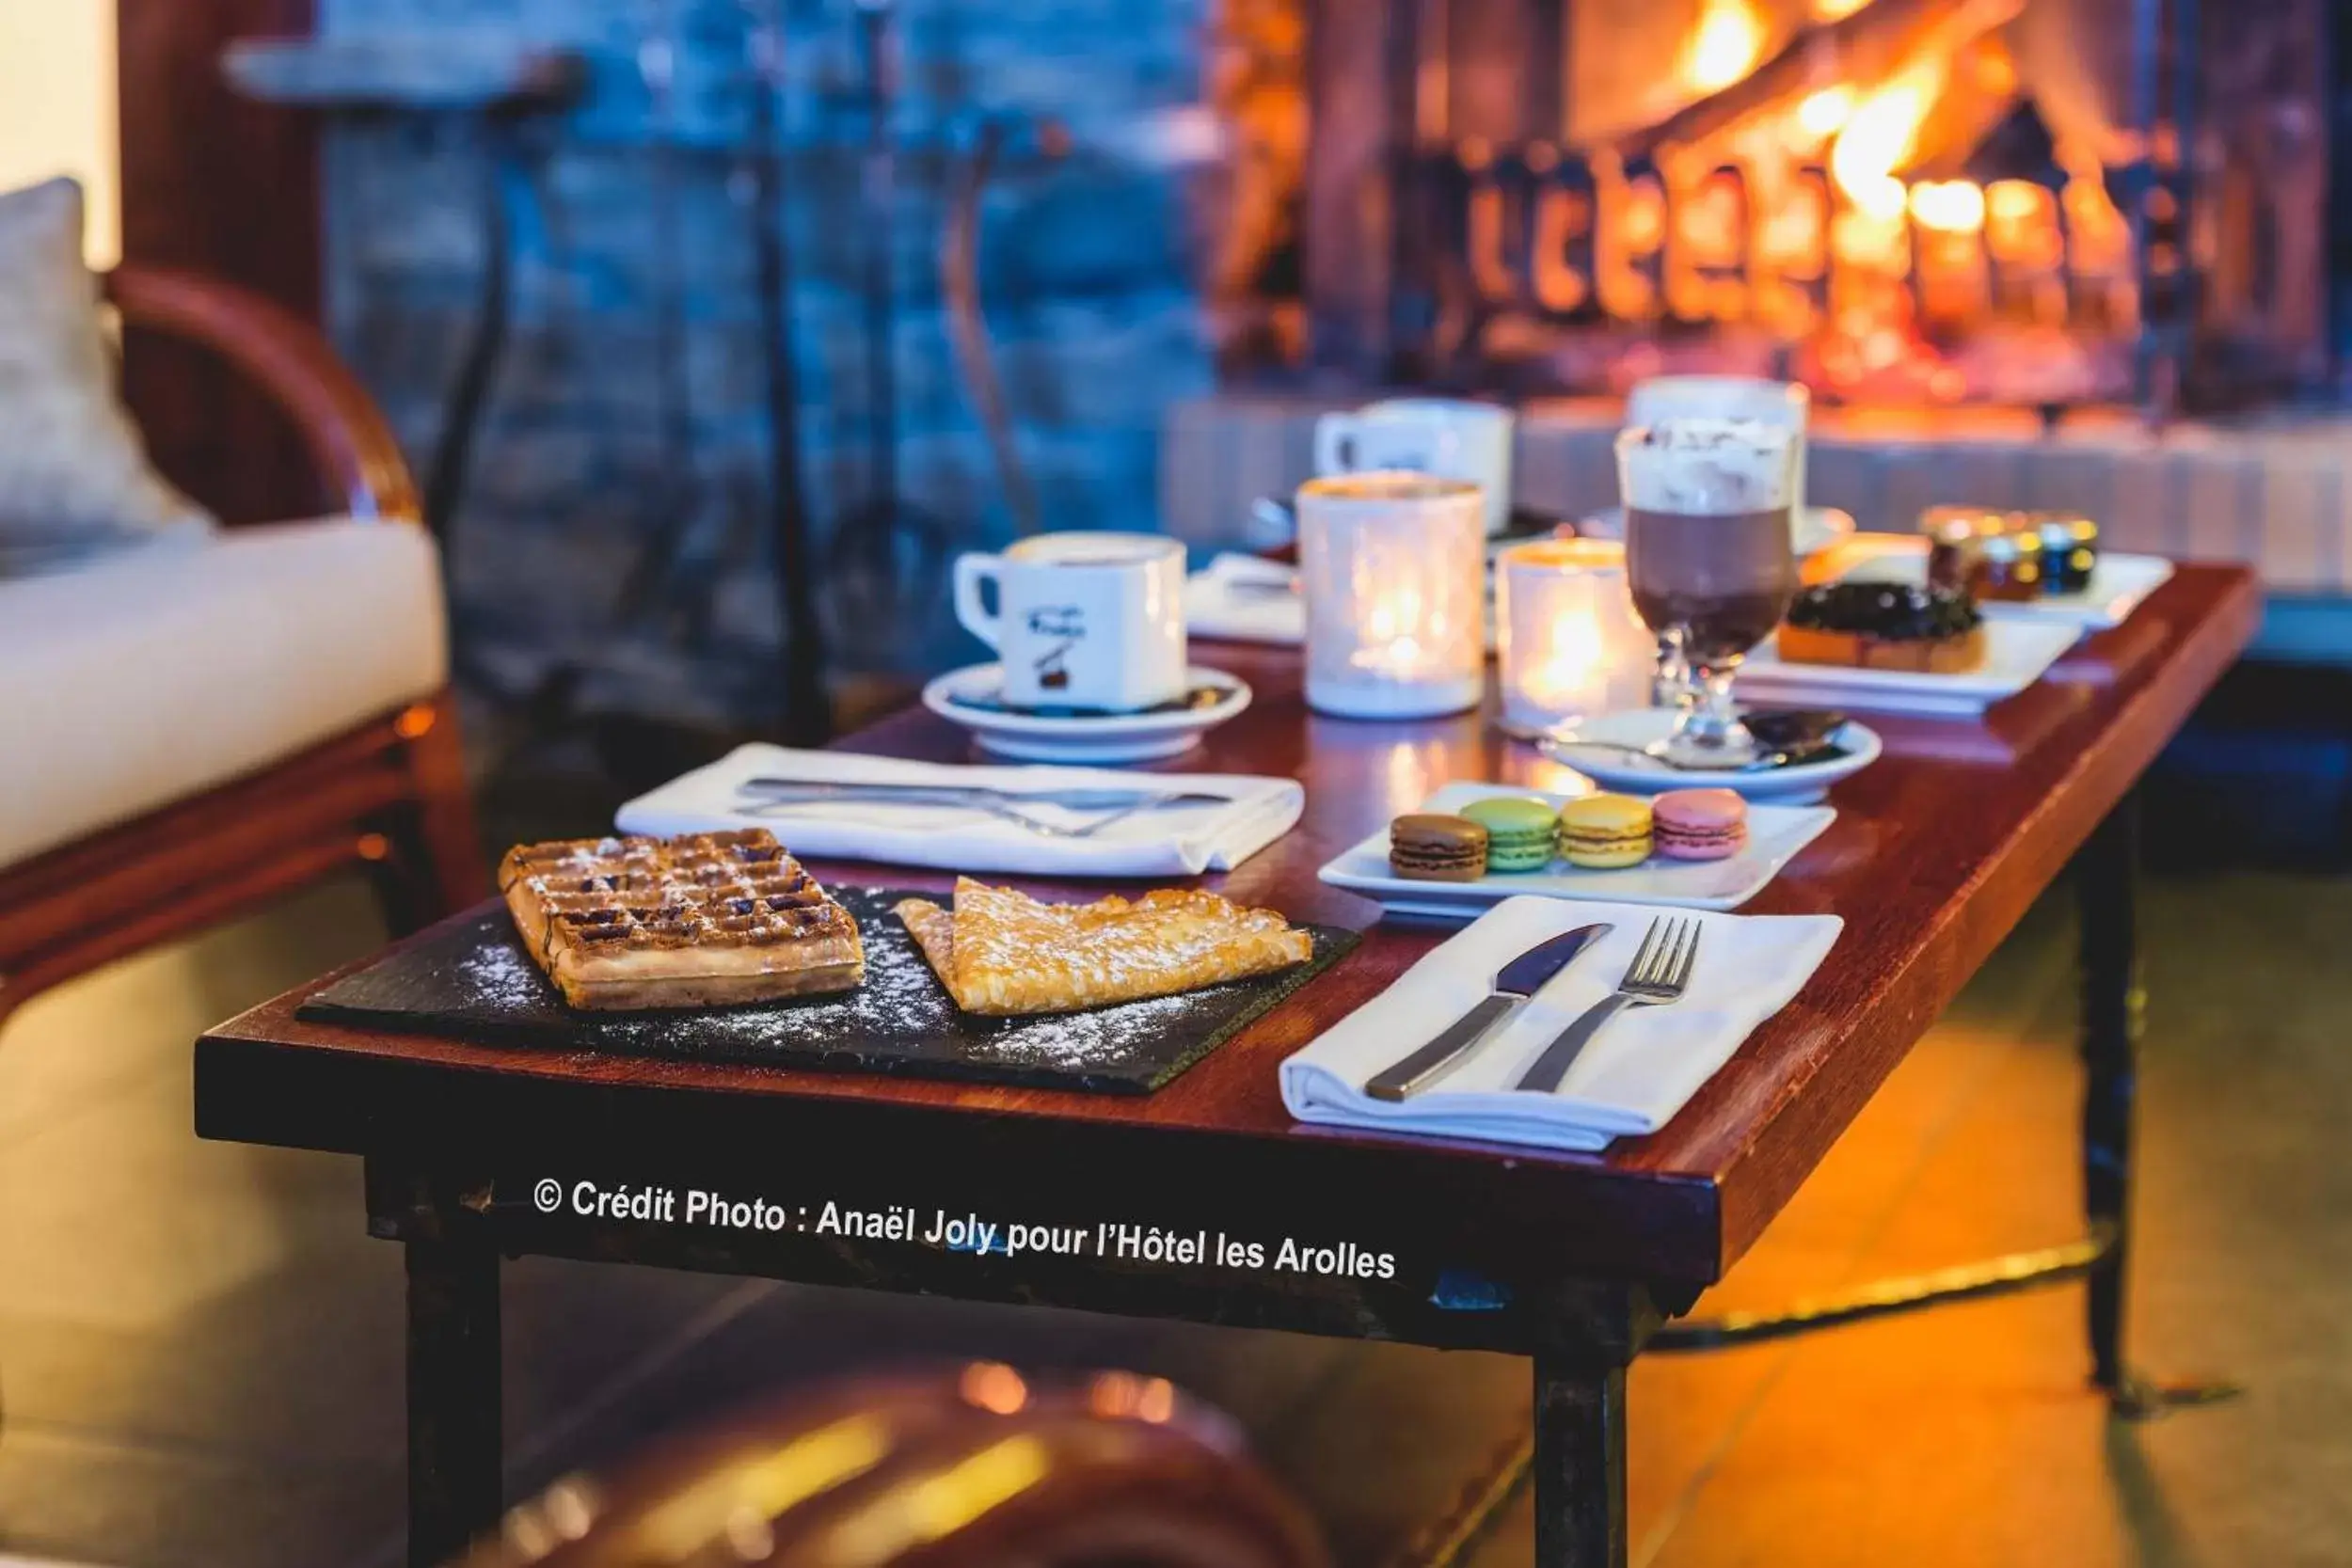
[1225,0,2339,417]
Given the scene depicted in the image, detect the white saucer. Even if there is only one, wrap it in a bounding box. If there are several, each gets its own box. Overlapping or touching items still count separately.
[1540,708,1883,803]
[922,664,1253,764]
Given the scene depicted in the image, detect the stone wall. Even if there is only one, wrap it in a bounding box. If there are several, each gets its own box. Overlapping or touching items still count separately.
[318,0,1216,724]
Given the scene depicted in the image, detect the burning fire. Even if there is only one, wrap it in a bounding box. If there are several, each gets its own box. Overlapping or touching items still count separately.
[1571,0,2140,401]
[1679,0,1766,95]
[1829,55,1947,221]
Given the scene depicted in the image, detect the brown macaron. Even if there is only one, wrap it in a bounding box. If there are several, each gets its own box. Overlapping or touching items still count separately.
[1390,814,1490,881]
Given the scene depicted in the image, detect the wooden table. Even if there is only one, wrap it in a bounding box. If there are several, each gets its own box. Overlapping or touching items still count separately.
[196,565,2259,1567]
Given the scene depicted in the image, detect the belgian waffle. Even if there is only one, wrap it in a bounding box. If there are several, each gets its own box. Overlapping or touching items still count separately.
[499,830,865,1010]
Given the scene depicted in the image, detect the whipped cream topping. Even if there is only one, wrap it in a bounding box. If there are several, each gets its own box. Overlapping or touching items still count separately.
[1616,417,1799,511]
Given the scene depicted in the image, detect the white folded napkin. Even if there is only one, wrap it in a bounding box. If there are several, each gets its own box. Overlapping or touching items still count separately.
[1184,553,1305,645]
[614,744,1305,879]
[1280,895,1842,1152]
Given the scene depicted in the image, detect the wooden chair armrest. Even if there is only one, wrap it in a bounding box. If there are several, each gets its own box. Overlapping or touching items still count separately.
[103,262,421,525]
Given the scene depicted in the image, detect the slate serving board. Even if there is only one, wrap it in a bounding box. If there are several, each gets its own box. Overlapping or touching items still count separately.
[298,887,1359,1095]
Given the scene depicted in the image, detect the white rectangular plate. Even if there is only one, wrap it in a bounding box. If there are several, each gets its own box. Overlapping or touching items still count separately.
[1817,535,2175,630]
[1733,616,2081,717]
[1318,782,1835,919]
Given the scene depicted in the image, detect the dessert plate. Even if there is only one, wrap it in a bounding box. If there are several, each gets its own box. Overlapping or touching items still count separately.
[1732,618,2081,717]
[1815,534,2175,629]
[1541,708,1883,803]
[1317,781,1836,920]
[924,663,1251,764]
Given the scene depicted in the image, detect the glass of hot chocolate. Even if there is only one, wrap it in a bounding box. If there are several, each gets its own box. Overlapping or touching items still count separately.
[1614,418,1801,768]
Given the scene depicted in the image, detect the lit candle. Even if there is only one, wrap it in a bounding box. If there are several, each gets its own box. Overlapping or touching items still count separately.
[1496,540,1653,737]
[1296,472,1486,719]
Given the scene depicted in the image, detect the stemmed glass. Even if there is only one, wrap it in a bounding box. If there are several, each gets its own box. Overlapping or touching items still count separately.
[1614,420,1802,768]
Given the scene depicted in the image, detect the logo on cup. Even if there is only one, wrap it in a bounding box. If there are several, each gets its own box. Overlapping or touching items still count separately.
[1025,606,1085,690]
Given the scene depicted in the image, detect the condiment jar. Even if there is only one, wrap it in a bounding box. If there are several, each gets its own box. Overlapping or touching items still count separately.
[1978,531,2045,600]
[2035,515,2098,594]
[1924,515,1987,595]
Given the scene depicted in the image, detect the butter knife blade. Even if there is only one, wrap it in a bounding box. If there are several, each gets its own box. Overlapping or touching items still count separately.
[1363,922,1613,1102]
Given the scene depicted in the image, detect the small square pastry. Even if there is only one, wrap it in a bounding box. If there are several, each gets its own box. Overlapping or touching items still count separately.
[1777,582,1986,673]
[500,830,864,1009]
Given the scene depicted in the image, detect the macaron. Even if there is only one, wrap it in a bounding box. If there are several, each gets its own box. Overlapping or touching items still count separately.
[1390,814,1489,881]
[1460,796,1558,873]
[1556,793,1654,869]
[1652,788,1749,862]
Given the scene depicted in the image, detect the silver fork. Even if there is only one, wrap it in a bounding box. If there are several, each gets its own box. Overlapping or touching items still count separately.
[747,794,1181,842]
[1513,916,1701,1092]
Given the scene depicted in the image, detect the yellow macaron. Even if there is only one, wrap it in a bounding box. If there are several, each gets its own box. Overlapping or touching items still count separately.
[1556,792,1655,869]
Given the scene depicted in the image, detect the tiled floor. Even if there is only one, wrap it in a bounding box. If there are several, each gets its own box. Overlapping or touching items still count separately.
[2,863,2349,1565]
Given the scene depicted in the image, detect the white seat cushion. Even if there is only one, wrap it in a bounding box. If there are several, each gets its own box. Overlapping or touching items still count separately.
[0,518,448,871]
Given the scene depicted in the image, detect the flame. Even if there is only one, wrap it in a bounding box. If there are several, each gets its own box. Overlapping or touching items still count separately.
[1831,55,1949,219]
[1909,180,1986,233]
[1813,0,1868,16]
[1679,0,1765,93]
[1797,86,1855,140]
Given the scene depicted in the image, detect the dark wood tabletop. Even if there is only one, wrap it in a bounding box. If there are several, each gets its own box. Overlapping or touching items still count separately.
[196,564,2258,1341]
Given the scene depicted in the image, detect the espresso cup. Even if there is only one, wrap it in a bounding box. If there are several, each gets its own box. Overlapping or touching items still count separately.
[1313,397,1515,536]
[952,531,1188,712]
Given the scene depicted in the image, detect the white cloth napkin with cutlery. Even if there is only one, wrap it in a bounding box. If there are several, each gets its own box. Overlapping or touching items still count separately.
[1280,895,1842,1152]
[1184,553,1305,645]
[615,744,1305,878]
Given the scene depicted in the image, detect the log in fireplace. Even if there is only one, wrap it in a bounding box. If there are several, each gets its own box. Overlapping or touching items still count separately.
[1230,0,2337,416]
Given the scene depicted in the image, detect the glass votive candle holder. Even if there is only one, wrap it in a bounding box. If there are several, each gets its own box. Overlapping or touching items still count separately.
[1295,471,1486,719]
[1495,538,1655,737]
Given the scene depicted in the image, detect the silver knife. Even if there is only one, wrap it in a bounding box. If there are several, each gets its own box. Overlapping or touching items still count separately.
[1363,923,1613,1102]
[738,779,1232,812]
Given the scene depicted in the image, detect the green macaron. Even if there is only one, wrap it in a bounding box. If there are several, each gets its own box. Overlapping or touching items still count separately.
[1460,797,1559,874]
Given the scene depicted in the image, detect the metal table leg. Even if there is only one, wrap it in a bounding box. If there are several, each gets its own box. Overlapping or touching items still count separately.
[1533,1354,1629,1568]
[2077,790,2238,1418]
[406,1230,503,1566]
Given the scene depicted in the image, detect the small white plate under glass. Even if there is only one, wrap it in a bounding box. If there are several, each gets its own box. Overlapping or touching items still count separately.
[1816,534,2175,630]
[1317,781,1836,920]
[922,663,1251,764]
[1540,708,1883,803]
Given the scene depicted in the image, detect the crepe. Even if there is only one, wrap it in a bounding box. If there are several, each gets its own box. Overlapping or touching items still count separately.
[895,877,1311,1016]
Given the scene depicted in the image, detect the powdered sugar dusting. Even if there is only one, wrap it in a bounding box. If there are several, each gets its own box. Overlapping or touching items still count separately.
[333,888,1346,1092]
[457,942,550,1007]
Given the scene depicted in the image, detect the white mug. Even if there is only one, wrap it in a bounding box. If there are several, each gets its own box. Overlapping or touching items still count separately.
[953,531,1188,712]
[1314,397,1516,536]
[1626,375,1810,513]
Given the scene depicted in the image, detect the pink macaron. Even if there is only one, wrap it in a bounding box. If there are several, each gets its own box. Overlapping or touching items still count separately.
[1651,788,1749,861]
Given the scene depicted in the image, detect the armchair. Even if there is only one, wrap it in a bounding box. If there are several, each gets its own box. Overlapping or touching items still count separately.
[0,263,484,1027]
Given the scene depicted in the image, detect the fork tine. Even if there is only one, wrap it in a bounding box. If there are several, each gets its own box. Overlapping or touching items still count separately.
[1626,920,1661,987]
[1623,917,1667,987]
[1653,918,1693,988]
[1677,919,1704,990]
[1630,918,1677,990]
